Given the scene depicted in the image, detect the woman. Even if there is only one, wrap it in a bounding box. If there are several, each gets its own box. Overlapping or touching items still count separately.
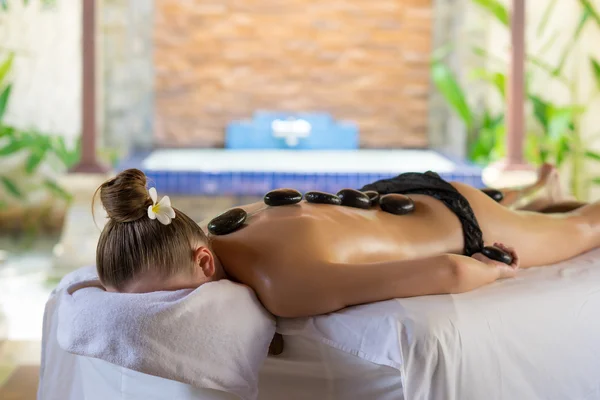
[95,168,600,318]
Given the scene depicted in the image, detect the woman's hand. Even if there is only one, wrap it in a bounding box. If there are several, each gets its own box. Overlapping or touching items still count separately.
[450,243,520,293]
[473,242,520,271]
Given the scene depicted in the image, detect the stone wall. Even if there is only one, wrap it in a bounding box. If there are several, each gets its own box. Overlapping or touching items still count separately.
[428,0,464,157]
[154,0,433,148]
[102,0,154,152]
[428,0,487,158]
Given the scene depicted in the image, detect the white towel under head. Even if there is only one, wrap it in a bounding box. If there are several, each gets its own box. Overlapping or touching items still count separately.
[56,266,276,400]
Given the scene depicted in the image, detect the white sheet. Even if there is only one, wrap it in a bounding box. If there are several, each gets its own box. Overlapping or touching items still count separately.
[75,336,403,400]
[40,250,600,399]
[258,336,402,400]
[278,249,600,399]
[76,356,239,400]
[40,310,401,400]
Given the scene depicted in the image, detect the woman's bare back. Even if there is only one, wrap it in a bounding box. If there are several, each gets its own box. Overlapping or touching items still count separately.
[209,195,461,273]
[203,183,600,317]
[204,194,465,316]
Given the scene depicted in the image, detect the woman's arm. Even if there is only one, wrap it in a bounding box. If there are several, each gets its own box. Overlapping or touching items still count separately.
[263,251,518,318]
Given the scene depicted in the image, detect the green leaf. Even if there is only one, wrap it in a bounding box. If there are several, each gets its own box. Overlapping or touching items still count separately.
[527,55,555,74]
[490,122,506,161]
[547,108,574,140]
[538,31,559,57]
[490,113,504,129]
[525,133,542,164]
[470,128,497,165]
[431,44,454,63]
[557,3,596,79]
[51,136,81,168]
[0,125,15,137]
[579,0,600,28]
[478,111,504,132]
[469,68,506,98]
[0,53,14,86]
[472,46,487,58]
[555,136,571,167]
[0,176,23,198]
[430,62,472,127]
[574,8,591,40]
[0,137,28,156]
[25,147,48,174]
[472,46,506,66]
[0,83,12,122]
[526,55,569,85]
[537,0,557,37]
[472,0,509,27]
[529,95,549,130]
[585,150,600,161]
[590,57,600,90]
[554,48,572,79]
[28,130,51,148]
[540,147,549,163]
[43,179,73,202]
[468,109,505,165]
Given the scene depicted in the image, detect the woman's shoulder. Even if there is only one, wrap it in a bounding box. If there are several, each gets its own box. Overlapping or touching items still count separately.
[198,201,265,231]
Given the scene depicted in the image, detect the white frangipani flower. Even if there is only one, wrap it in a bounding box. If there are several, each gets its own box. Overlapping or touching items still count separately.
[147,187,176,225]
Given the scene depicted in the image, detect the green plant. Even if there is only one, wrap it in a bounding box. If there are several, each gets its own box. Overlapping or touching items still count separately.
[0,51,80,207]
[431,0,600,200]
[0,0,81,213]
[0,0,56,10]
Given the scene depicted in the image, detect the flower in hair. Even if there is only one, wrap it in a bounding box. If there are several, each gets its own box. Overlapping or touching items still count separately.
[147,187,176,225]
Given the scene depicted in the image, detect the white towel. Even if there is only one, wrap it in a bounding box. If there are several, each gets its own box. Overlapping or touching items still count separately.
[56,266,276,400]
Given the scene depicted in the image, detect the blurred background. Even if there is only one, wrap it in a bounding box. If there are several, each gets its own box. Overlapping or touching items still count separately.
[2,0,600,397]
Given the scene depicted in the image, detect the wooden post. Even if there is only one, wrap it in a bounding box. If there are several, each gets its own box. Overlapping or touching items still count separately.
[70,0,107,173]
[482,0,534,187]
[505,0,526,167]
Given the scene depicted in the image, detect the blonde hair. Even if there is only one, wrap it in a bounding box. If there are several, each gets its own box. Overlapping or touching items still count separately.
[94,169,207,291]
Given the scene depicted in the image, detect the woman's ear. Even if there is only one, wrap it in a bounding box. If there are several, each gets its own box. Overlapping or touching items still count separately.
[193,246,215,278]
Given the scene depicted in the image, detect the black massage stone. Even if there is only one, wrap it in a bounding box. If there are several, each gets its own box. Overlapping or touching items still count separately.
[363,190,380,206]
[481,246,513,265]
[336,188,371,209]
[379,194,415,215]
[425,170,441,179]
[268,333,284,356]
[264,188,303,206]
[207,208,247,235]
[481,188,504,203]
[305,191,342,205]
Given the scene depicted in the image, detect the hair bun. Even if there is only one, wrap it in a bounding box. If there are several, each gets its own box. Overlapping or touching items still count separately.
[98,169,152,223]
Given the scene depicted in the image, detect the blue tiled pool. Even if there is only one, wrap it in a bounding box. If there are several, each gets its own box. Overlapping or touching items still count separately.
[124,149,483,196]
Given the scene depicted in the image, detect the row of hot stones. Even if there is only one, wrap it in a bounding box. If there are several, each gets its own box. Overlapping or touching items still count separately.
[207,188,512,265]
[207,188,413,235]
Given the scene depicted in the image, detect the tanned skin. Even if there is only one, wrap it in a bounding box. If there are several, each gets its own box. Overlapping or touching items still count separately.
[196,181,600,318]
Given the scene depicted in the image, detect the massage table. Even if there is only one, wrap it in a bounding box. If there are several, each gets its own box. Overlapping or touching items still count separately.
[39,249,600,399]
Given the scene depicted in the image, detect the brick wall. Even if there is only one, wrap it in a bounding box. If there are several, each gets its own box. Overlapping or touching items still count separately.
[154,0,433,148]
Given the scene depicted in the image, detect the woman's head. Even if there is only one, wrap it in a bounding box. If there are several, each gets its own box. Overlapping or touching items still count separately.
[95,169,222,293]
